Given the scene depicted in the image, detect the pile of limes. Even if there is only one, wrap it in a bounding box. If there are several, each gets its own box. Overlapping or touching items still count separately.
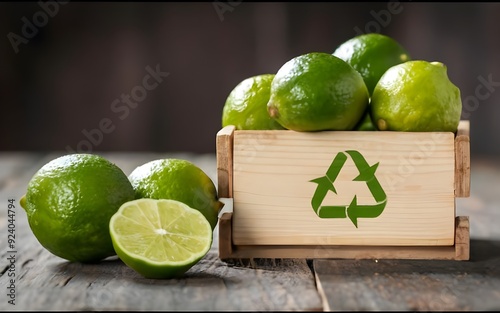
[20,154,222,279]
[222,33,462,133]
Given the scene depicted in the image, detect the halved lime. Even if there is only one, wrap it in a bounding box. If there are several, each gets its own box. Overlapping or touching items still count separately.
[109,198,213,279]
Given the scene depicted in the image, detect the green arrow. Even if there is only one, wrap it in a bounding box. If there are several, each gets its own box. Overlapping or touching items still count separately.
[318,205,347,218]
[346,150,378,182]
[310,152,347,214]
[346,196,387,228]
[310,150,387,227]
[366,175,386,203]
[325,152,347,182]
[346,149,387,203]
[310,176,336,214]
[345,150,387,227]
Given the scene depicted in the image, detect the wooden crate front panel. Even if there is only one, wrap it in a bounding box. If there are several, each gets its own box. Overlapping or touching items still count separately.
[232,130,456,246]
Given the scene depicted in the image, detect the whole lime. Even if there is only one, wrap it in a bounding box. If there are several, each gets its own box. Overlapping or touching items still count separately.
[371,60,462,132]
[222,74,285,130]
[267,52,369,131]
[19,154,135,263]
[128,158,223,230]
[333,33,411,95]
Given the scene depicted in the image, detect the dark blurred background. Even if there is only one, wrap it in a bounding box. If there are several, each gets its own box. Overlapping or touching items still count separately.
[1,2,499,158]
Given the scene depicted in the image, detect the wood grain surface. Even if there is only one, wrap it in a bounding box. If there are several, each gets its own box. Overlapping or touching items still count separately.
[231,129,456,246]
[315,156,500,311]
[0,152,499,311]
[0,152,322,311]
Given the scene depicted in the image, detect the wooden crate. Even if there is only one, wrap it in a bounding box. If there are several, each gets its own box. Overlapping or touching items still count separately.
[216,120,470,261]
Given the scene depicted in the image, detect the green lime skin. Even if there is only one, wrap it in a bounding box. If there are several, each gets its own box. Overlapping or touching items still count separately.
[333,33,411,95]
[267,52,369,132]
[354,109,377,131]
[371,60,462,132]
[128,159,223,230]
[222,74,286,130]
[20,154,135,263]
[110,199,213,279]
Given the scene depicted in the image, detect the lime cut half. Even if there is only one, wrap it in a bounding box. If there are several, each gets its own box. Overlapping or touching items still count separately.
[109,198,213,279]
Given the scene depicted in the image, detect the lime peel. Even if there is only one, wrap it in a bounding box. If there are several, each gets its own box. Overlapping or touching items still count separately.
[128,158,221,230]
[222,74,285,130]
[21,153,135,263]
[109,198,213,279]
[371,60,462,132]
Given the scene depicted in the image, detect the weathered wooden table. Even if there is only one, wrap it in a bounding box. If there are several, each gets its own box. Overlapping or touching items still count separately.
[1,152,499,311]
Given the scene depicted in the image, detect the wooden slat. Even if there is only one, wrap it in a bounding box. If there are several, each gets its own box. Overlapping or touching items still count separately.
[217,198,235,260]
[218,148,497,312]
[455,120,471,197]
[1,242,323,310]
[5,151,500,311]
[454,216,470,260]
[218,212,234,260]
[217,216,469,260]
[2,247,323,311]
[216,126,235,198]
[231,130,456,246]
[220,244,459,260]
[0,152,323,311]
[313,239,500,311]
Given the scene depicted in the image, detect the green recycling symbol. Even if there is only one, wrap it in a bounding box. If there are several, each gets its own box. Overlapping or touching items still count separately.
[310,150,387,228]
